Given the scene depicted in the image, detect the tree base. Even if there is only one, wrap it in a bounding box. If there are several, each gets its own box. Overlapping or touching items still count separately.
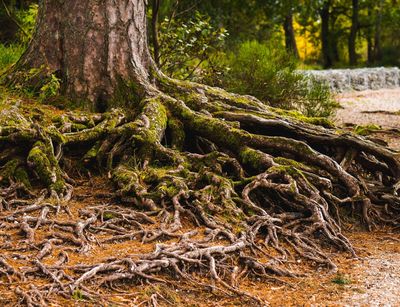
[0,78,399,304]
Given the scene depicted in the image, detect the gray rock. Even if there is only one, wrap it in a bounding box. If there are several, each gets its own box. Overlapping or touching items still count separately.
[299,67,400,92]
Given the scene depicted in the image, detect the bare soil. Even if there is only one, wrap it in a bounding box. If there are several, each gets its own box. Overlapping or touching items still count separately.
[330,88,400,307]
[335,88,400,129]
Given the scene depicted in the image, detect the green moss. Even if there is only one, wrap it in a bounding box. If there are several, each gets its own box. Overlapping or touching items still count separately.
[27,141,65,193]
[103,212,115,220]
[83,142,101,162]
[354,124,381,136]
[14,167,31,188]
[268,165,303,177]
[155,182,180,198]
[270,107,334,128]
[274,157,306,169]
[239,147,266,169]
[331,273,352,285]
[155,95,247,151]
[0,159,32,187]
[167,117,185,149]
[0,159,20,180]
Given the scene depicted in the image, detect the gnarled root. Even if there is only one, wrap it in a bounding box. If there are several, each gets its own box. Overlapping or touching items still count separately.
[0,78,399,304]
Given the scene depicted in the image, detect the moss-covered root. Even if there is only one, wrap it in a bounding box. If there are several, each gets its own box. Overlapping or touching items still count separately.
[0,158,31,188]
[112,164,158,211]
[27,141,66,195]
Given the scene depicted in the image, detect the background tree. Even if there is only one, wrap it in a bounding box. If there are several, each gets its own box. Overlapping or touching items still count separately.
[348,0,359,65]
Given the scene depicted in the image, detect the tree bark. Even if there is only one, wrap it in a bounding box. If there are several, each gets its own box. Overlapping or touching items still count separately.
[373,0,383,63]
[151,0,161,66]
[320,0,333,68]
[348,0,359,66]
[12,0,151,110]
[283,13,299,58]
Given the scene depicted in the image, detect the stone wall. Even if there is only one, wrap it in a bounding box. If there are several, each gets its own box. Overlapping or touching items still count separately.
[301,67,400,92]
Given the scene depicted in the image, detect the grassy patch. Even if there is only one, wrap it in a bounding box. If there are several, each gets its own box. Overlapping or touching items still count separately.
[331,273,352,285]
[354,124,381,136]
[0,43,24,74]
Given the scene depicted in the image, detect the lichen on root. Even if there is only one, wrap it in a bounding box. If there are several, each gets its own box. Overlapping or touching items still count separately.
[0,77,399,304]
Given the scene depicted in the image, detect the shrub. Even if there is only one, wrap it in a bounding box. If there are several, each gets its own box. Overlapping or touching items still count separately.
[15,4,38,44]
[157,11,228,80]
[0,43,24,73]
[223,41,337,117]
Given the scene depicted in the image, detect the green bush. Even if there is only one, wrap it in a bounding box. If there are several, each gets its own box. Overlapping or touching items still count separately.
[0,4,37,74]
[0,43,24,73]
[157,11,228,80]
[15,4,38,44]
[223,41,336,117]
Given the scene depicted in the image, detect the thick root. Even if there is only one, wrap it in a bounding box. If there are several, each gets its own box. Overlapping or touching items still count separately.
[0,79,399,304]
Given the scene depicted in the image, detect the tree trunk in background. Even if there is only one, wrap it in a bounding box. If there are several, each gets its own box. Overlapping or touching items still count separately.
[151,0,161,66]
[366,7,373,65]
[367,33,373,65]
[283,13,299,58]
[348,0,359,66]
[373,0,383,63]
[0,15,18,43]
[0,0,20,43]
[320,0,333,68]
[12,0,151,110]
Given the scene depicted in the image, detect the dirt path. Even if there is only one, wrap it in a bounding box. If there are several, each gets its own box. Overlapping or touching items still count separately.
[335,88,400,129]
[340,233,400,307]
[331,89,400,307]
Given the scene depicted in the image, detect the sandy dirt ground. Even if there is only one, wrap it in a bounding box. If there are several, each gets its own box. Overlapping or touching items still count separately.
[330,88,400,307]
[335,88,400,129]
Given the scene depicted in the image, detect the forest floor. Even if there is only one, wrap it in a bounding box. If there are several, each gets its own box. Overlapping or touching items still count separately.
[329,88,400,307]
[0,88,399,306]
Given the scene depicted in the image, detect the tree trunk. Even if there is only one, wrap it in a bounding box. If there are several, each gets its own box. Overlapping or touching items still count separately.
[320,0,333,68]
[151,0,161,66]
[13,0,151,110]
[366,6,373,65]
[283,13,299,58]
[348,0,359,66]
[373,0,383,63]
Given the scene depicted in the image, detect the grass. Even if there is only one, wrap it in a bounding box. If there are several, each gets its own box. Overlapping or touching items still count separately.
[354,124,381,136]
[0,43,24,74]
[331,273,352,285]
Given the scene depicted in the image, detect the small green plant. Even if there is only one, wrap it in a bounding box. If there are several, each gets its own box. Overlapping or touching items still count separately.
[222,40,337,117]
[39,73,61,100]
[72,289,86,301]
[0,43,24,73]
[354,124,381,136]
[103,212,115,220]
[7,64,61,99]
[331,273,352,285]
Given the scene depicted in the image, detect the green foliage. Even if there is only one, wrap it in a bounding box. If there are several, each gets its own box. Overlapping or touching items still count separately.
[72,289,86,301]
[222,41,336,117]
[0,43,24,73]
[8,64,61,100]
[157,11,228,79]
[15,4,38,43]
[354,124,381,136]
[39,73,61,100]
[331,273,352,285]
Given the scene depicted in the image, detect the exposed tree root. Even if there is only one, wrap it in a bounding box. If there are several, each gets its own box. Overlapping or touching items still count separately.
[0,79,399,305]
